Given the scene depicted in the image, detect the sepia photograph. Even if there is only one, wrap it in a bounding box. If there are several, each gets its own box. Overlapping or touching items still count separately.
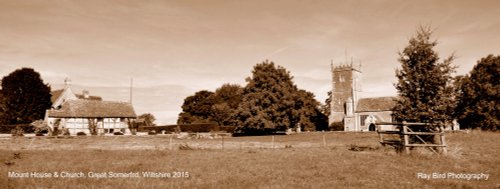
[0,0,499,188]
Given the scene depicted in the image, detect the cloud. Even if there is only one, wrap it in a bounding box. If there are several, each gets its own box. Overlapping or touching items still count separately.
[1,0,499,123]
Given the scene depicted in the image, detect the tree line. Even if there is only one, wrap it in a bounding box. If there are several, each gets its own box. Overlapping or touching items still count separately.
[0,27,497,133]
[177,61,328,134]
[179,27,498,133]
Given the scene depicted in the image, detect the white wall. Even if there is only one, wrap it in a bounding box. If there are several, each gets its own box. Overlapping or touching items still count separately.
[46,117,130,135]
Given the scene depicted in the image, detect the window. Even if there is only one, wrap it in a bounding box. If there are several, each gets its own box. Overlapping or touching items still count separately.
[360,115,369,126]
[391,116,397,124]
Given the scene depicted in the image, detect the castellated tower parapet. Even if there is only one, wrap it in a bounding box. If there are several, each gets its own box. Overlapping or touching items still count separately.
[328,60,362,126]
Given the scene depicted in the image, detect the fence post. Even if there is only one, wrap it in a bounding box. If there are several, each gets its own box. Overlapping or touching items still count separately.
[222,135,225,150]
[439,126,447,154]
[272,135,275,149]
[322,133,326,147]
[402,122,410,154]
[169,135,173,150]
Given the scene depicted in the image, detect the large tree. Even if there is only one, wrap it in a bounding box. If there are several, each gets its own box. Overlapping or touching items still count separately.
[138,113,157,126]
[177,90,216,124]
[211,84,243,126]
[455,55,499,130]
[393,27,456,129]
[235,60,324,134]
[177,84,244,126]
[0,68,52,125]
[293,89,328,131]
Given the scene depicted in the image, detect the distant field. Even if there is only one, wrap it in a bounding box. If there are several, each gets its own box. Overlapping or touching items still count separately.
[0,131,498,188]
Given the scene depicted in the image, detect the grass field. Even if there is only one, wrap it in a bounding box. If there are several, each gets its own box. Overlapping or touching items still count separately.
[0,131,498,188]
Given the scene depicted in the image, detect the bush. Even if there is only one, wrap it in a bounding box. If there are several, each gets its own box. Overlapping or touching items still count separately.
[32,120,49,135]
[11,126,24,137]
[329,122,344,131]
[148,130,157,135]
[76,132,87,136]
[35,133,44,136]
[178,144,193,150]
[219,126,237,133]
[182,124,218,132]
[51,127,59,136]
[113,132,124,135]
[1,124,35,134]
[62,128,70,136]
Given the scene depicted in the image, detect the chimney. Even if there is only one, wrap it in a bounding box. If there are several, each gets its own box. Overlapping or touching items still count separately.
[82,90,90,99]
[64,77,72,89]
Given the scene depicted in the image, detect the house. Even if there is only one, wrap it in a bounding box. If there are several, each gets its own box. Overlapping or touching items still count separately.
[328,62,459,131]
[45,78,136,135]
[50,78,102,109]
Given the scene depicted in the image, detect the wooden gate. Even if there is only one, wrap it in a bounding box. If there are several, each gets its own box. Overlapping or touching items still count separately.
[376,122,447,154]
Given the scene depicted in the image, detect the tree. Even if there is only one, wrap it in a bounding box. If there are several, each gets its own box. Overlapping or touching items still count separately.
[0,93,5,124]
[211,84,243,126]
[0,68,52,125]
[321,91,332,117]
[293,89,328,131]
[455,55,499,130]
[138,113,156,126]
[235,60,325,134]
[393,26,456,129]
[177,90,216,124]
[177,84,243,126]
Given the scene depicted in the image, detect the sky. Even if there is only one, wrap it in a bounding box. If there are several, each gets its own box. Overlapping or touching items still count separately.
[1,0,499,124]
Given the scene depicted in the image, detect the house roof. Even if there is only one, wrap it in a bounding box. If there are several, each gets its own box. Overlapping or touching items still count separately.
[47,100,136,118]
[50,89,102,104]
[356,96,397,112]
[50,89,64,104]
[75,94,103,101]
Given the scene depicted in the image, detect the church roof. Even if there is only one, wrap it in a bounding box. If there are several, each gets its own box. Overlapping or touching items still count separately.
[356,96,397,112]
[47,100,136,118]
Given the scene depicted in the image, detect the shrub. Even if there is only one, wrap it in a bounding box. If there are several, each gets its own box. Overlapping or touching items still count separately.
[62,128,70,136]
[219,126,237,133]
[347,144,379,151]
[77,132,87,136]
[11,126,24,137]
[51,127,59,136]
[1,124,35,134]
[148,130,157,135]
[31,120,49,135]
[113,132,124,135]
[329,122,344,131]
[178,144,193,150]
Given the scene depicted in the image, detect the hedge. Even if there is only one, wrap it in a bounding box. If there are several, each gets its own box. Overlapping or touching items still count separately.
[0,124,35,134]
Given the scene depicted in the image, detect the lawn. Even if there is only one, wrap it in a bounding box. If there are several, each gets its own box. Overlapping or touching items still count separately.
[0,131,498,188]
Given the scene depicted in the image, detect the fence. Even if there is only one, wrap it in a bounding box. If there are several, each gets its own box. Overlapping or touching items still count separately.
[376,122,447,155]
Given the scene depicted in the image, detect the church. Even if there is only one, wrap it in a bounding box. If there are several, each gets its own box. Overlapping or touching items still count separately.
[328,62,397,131]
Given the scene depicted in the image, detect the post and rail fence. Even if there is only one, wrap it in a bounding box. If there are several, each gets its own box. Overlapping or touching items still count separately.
[376,121,447,155]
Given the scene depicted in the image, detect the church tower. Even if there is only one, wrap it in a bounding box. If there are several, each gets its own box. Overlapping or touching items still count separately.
[329,61,362,131]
